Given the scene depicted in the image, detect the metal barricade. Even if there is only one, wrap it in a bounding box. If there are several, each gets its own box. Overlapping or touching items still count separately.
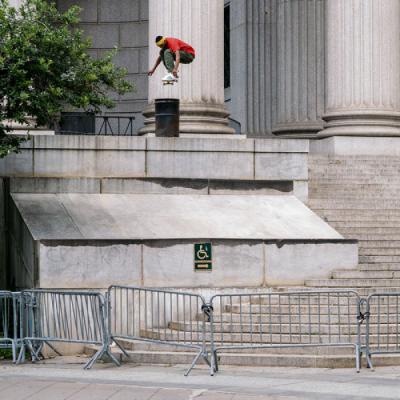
[208,290,363,375]
[0,291,21,362]
[363,292,400,369]
[17,289,119,369]
[107,285,210,375]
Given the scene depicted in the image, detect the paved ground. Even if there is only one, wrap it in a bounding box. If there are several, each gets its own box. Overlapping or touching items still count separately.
[1,357,400,399]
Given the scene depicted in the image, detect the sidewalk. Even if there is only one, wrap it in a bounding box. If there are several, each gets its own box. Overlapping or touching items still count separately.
[1,357,400,399]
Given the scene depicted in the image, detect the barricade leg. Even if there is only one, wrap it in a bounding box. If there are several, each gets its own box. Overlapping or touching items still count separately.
[84,344,121,370]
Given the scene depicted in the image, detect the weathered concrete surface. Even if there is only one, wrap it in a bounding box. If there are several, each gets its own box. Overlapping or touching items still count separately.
[9,193,357,289]
[12,193,342,240]
[265,242,359,286]
[0,137,309,200]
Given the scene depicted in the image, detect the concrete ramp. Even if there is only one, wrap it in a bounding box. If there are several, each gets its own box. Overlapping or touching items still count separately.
[13,193,342,240]
[9,194,357,290]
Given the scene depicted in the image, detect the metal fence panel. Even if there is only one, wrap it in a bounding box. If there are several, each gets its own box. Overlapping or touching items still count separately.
[0,291,21,362]
[364,292,400,369]
[107,285,210,375]
[18,289,119,369]
[209,290,362,374]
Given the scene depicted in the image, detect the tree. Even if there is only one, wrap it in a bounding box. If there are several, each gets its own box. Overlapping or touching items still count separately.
[0,0,133,158]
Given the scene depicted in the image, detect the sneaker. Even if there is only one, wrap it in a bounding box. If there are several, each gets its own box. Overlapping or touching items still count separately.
[162,73,177,82]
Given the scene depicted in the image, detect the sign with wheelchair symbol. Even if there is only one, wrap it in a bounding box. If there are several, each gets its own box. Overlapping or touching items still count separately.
[194,243,212,271]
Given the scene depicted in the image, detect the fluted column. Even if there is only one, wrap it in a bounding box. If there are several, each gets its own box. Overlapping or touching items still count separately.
[140,0,234,136]
[272,0,325,136]
[319,0,400,137]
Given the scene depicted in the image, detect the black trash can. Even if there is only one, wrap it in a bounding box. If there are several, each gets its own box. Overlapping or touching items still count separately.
[155,98,180,137]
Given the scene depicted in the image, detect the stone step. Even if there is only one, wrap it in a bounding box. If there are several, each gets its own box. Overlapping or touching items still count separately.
[359,248,400,256]
[360,255,400,263]
[305,279,400,288]
[107,349,370,368]
[359,263,400,271]
[276,286,400,296]
[140,331,399,345]
[332,270,397,279]
[331,221,400,228]
[168,322,398,335]
[359,241,400,248]
[116,341,355,355]
[224,304,360,314]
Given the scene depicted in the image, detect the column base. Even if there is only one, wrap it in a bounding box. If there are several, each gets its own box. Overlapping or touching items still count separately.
[318,112,400,137]
[138,103,235,136]
[272,122,323,138]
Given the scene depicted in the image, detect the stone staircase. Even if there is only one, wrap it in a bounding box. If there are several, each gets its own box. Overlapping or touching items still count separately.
[306,154,400,295]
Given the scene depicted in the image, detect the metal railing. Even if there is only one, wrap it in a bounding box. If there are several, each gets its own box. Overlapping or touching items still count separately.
[0,291,21,362]
[363,292,400,369]
[107,285,210,375]
[58,112,137,136]
[17,289,119,369]
[208,290,363,374]
[3,287,400,374]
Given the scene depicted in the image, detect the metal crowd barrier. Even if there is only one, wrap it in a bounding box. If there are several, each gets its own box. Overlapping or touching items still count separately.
[363,292,400,370]
[208,290,363,375]
[107,285,210,375]
[0,291,21,362]
[17,289,119,369]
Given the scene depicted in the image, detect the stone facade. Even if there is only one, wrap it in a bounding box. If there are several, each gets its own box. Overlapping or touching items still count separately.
[55,0,150,132]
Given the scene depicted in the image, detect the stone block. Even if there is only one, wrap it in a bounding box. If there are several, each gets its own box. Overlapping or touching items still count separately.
[99,0,140,22]
[120,22,148,48]
[120,74,148,101]
[0,149,33,177]
[310,136,400,156]
[101,178,208,194]
[142,241,264,288]
[255,138,309,153]
[57,0,97,22]
[101,48,140,74]
[39,242,142,288]
[139,47,149,73]
[255,153,308,180]
[140,0,148,20]
[10,178,101,194]
[146,150,254,180]
[33,135,146,150]
[146,137,254,152]
[81,24,119,49]
[33,149,146,178]
[264,241,359,286]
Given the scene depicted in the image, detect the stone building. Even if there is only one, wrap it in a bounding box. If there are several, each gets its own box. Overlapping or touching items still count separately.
[2,0,400,295]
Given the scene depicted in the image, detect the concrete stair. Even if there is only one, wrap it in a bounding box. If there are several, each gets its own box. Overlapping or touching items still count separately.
[307,154,400,295]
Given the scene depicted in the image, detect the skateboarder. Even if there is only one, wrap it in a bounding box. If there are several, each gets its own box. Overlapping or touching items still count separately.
[148,36,195,84]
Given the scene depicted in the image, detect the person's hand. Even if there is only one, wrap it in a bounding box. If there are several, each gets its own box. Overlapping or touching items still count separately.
[148,70,154,76]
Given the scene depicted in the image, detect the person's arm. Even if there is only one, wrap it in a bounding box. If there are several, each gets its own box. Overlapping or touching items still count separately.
[148,56,161,76]
[172,52,180,77]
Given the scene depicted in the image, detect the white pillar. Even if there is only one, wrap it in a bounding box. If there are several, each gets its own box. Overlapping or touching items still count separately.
[272,0,325,136]
[140,0,234,136]
[319,0,400,137]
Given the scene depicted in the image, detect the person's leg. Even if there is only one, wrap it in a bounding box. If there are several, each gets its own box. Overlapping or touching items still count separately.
[179,51,194,64]
[160,49,175,72]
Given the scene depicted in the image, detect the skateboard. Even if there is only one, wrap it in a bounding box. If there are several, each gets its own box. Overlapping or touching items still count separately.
[162,74,178,86]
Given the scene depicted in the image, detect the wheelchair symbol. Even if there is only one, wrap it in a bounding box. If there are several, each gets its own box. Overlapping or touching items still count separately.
[196,245,209,260]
